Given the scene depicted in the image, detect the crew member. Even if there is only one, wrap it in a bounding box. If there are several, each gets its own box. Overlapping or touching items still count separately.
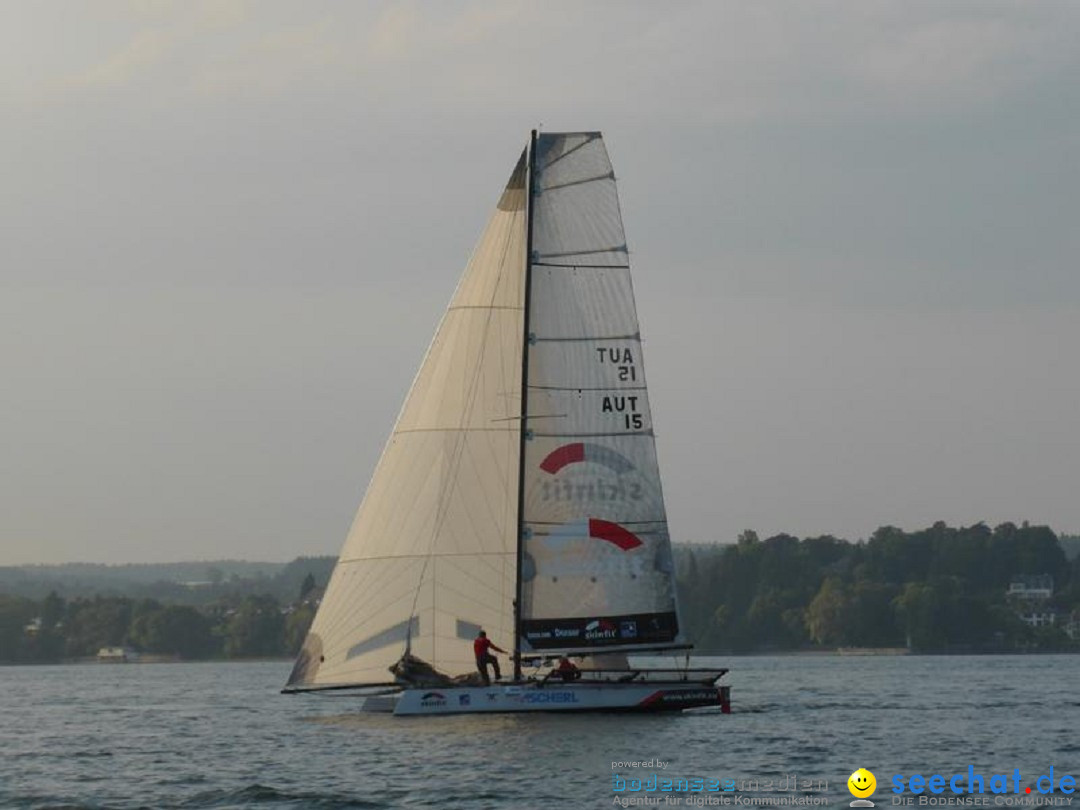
[473,630,506,685]
[555,655,581,682]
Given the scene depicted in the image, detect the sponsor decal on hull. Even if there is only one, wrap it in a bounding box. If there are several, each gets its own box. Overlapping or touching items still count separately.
[638,688,726,711]
[515,691,581,705]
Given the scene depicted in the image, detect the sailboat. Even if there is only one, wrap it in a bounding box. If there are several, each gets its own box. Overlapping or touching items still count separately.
[283,131,731,715]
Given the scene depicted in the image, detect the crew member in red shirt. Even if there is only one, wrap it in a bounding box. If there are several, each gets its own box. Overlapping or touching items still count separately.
[473,630,506,685]
[555,655,581,682]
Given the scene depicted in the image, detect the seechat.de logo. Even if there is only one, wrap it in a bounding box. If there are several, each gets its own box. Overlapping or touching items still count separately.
[849,769,877,808]
[891,766,1078,798]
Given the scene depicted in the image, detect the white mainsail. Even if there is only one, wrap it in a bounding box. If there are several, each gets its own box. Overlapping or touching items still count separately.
[287,133,683,691]
[519,133,683,653]
[288,154,526,688]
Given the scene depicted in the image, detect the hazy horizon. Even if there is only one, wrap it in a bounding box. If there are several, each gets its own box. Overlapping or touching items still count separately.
[7,520,1078,568]
[4,2,1079,565]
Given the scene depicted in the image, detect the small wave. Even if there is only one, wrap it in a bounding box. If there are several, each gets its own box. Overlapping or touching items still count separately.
[6,750,115,762]
[723,701,778,713]
[799,701,861,710]
[2,795,122,810]
[174,783,386,808]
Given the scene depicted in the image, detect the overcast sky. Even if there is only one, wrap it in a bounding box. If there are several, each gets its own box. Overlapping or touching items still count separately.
[3,1,1078,565]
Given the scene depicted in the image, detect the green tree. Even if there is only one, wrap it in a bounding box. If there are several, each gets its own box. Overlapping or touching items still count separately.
[63,597,133,657]
[894,582,945,651]
[737,530,760,547]
[223,595,285,658]
[31,591,67,661]
[806,578,851,646]
[298,573,316,602]
[848,582,902,647]
[0,595,35,663]
[284,604,316,655]
[131,605,217,659]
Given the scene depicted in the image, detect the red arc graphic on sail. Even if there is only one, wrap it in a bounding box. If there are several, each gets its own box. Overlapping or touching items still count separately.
[539,443,635,474]
[544,518,644,551]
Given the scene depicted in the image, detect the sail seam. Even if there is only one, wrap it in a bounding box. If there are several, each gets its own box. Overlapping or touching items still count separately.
[429,576,509,615]
[536,245,627,259]
[530,430,655,438]
[538,171,614,193]
[533,262,630,269]
[533,333,640,343]
[439,552,508,588]
[447,305,523,311]
[392,427,517,434]
[337,551,515,564]
[315,557,424,650]
[527,520,667,527]
[325,582,419,645]
[528,384,647,392]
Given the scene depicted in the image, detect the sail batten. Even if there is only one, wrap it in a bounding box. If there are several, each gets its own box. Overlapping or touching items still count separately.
[539,170,615,192]
[530,431,654,439]
[533,263,632,270]
[533,335,641,344]
[529,385,648,392]
[534,247,628,259]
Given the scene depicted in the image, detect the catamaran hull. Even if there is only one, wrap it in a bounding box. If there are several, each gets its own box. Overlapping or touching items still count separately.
[387,683,731,715]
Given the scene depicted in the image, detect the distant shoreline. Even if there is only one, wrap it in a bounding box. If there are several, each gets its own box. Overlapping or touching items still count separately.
[691,648,1079,657]
[0,656,296,667]
[6,649,1080,668]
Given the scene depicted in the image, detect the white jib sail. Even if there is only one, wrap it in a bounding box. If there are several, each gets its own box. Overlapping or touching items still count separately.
[288,153,527,688]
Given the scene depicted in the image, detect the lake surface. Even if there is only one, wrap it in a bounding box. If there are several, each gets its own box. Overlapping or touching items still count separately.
[3,655,1078,809]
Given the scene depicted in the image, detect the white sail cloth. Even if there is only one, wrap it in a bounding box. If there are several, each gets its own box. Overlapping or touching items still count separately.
[288,154,526,687]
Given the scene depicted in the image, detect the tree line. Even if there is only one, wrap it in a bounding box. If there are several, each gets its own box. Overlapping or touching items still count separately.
[0,556,335,603]
[678,521,1079,653]
[0,576,320,664]
[2,522,1078,664]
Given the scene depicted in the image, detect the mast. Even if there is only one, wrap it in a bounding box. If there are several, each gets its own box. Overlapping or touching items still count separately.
[513,129,538,681]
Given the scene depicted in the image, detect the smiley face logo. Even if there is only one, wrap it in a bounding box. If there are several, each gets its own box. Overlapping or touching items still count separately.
[848,769,877,799]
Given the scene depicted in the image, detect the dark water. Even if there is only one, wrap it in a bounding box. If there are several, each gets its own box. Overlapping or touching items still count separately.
[3,655,1078,809]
